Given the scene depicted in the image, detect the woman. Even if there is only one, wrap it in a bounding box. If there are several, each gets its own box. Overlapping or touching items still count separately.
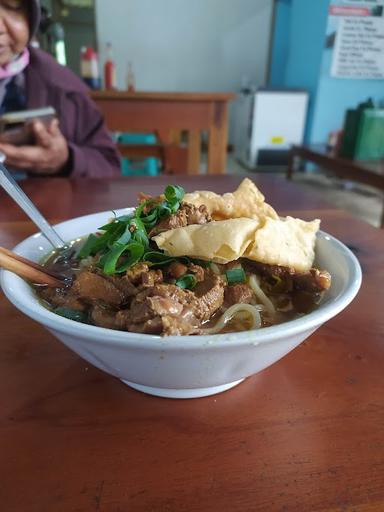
[0,0,120,177]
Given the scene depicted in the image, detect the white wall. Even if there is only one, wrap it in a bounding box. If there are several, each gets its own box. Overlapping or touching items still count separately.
[96,0,273,91]
[95,0,273,142]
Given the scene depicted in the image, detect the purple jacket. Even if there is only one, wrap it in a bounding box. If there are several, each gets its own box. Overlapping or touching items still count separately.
[25,47,121,178]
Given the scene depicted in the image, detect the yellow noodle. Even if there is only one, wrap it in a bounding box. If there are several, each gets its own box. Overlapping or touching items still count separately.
[248,274,276,316]
[201,303,262,335]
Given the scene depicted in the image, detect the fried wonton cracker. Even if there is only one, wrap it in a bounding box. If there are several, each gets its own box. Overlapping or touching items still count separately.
[183,178,278,221]
[244,217,320,272]
[153,216,320,271]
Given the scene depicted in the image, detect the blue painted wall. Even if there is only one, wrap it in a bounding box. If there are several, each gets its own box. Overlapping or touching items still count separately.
[269,0,291,86]
[269,0,384,143]
[311,37,384,143]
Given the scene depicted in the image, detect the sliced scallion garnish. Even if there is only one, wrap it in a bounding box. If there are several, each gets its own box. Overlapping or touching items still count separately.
[225,267,246,285]
[54,307,89,323]
[175,274,196,290]
[78,185,186,275]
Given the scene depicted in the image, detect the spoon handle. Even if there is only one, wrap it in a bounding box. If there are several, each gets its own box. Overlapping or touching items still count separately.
[0,162,64,248]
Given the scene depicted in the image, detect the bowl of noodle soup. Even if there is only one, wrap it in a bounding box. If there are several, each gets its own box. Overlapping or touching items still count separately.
[1,207,361,399]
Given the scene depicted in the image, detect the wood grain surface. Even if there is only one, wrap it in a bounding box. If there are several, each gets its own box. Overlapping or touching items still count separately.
[0,175,383,512]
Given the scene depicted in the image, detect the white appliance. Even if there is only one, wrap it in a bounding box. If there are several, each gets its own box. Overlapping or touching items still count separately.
[234,88,309,168]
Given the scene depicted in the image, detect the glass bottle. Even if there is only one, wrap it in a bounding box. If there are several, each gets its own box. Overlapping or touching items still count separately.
[104,42,116,90]
[127,61,135,92]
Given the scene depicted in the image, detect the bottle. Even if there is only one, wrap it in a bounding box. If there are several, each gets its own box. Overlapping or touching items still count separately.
[104,42,116,90]
[127,61,135,92]
[80,47,101,90]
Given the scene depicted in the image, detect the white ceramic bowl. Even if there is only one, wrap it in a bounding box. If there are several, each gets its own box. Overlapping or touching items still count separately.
[1,209,362,399]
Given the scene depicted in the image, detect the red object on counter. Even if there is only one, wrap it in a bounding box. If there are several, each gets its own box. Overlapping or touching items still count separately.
[104,42,116,90]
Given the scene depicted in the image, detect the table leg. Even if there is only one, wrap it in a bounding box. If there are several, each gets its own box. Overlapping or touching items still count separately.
[381,196,384,229]
[208,102,228,174]
[187,130,201,175]
[287,150,296,180]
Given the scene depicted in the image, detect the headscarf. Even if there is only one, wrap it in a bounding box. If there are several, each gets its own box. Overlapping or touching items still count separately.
[0,0,41,109]
[29,0,41,41]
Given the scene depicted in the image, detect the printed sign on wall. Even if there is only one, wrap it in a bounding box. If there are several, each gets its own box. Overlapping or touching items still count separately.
[327,1,384,79]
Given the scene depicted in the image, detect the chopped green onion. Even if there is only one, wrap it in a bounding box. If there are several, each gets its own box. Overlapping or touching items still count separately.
[144,251,190,267]
[54,307,89,324]
[225,268,246,285]
[175,274,196,290]
[115,226,132,246]
[115,214,134,223]
[165,185,185,203]
[77,185,186,274]
[144,251,176,266]
[102,241,144,274]
[78,233,99,258]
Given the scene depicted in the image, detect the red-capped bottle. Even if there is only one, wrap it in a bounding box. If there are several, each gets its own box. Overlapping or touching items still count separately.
[80,46,100,90]
[104,42,116,90]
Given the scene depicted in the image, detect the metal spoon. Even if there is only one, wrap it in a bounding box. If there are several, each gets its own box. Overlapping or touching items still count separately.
[0,159,65,248]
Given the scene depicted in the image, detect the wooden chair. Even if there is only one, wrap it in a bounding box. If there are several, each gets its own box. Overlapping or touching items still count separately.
[91,91,236,174]
[117,129,188,175]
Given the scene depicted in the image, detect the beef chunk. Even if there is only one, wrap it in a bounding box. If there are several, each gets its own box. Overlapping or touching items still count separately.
[149,202,211,236]
[125,263,163,288]
[72,271,124,307]
[161,315,200,336]
[243,260,296,279]
[192,275,225,322]
[39,286,85,311]
[243,260,331,292]
[116,283,200,336]
[108,274,138,299]
[168,261,188,279]
[141,269,163,287]
[126,263,151,284]
[183,203,211,225]
[224,284,254,306]
[294,268,331,292]
[188,263,205,282]
[90,304,119,330]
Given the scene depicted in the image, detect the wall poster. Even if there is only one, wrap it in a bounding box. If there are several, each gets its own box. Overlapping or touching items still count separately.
[326,0,384,79]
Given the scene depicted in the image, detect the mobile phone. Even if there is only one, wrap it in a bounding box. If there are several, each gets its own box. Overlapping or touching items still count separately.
[0,107,57,146]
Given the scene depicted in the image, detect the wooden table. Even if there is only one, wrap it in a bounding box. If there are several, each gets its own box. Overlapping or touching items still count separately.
[0,175,383,512]
[91,91,236,174]
[287,144,384,227]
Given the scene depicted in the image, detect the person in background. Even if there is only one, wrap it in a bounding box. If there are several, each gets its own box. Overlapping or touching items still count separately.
[0,0,120,177]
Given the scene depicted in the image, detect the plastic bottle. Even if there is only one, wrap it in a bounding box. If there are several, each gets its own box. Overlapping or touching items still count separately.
[104,42,116,90]
[127,61,135,92]
[80,47,101,90]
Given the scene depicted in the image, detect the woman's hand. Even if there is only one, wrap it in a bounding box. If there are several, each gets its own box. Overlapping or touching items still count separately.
[0,119,69,175]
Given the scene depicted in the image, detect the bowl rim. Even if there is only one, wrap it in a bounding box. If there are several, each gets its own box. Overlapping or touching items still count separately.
[0,210,362,350]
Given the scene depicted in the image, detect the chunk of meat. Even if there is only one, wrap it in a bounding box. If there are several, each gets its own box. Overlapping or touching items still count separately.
[72,271,124,307]
[294,268,331,292]
[90,304,119,330]
[184,203,211,225]
[39,286,85,311]
[192,275,225,322]
[141,269,164,287]
[243,260,331,292]
[188,263,205,282]
[124,314,199,336]
[125,263,163,288]
[108,274,138,299]
[116,283,201,335]
[126,262,150,284]
[224,284,254,306]
[149,202,211,236]
[168,261,188,279]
